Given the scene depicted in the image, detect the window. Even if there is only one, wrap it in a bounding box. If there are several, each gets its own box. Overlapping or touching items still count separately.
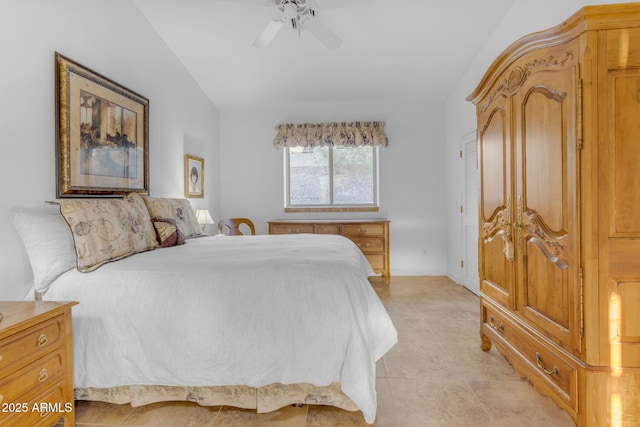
[285,145,379,211]
[273,121,387,212]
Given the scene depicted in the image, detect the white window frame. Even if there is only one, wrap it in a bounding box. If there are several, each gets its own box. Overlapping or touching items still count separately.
[284,146,380,212]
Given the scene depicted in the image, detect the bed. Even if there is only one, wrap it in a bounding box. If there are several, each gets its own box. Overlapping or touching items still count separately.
[12,194,397,424]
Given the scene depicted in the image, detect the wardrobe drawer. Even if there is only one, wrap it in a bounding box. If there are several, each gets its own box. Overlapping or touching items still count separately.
[0,314,64,377]
[518,331,577,403]
[0,350,65,406]
[269,223,315,234]
[349,237,384,253]
[481,301,578,411]
[342,223,385,237]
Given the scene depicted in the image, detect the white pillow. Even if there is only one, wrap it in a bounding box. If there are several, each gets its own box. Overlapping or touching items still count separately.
[12,209,77,293]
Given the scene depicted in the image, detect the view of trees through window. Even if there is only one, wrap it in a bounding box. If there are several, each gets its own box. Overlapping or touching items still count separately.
[288,146,375,207]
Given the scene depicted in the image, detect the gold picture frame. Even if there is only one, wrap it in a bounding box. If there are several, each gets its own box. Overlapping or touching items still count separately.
[185,154,204,198]
[55,52,149,197]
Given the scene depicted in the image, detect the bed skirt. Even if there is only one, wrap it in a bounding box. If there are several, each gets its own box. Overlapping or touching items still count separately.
[74,382,359,413]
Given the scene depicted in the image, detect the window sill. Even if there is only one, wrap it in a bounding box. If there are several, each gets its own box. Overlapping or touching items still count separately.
[285,206,379,213]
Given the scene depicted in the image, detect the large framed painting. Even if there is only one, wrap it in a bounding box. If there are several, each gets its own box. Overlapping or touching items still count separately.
[185,154,204,198]
[55,52,149,197]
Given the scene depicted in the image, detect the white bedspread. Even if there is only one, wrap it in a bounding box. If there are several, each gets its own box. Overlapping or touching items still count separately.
[44,234,397,423]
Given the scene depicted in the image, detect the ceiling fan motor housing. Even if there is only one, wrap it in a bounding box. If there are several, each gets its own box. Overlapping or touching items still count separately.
[254,0,341,49]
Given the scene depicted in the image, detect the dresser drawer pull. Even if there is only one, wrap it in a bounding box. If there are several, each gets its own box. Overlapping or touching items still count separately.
[535,352,560,376]
[358,228,368,233]
[356,242,370,248]
[38,368,49,382]
[37,333,49,347]
[489,315,504,332]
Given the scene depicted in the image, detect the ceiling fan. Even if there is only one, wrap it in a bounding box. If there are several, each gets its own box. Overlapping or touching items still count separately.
[253,0,342,49]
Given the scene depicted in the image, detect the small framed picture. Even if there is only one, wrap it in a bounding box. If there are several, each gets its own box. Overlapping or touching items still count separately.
[185,154,204,198]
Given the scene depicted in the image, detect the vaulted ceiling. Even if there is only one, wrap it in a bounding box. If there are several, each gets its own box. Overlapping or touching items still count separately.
[134,0,515,110]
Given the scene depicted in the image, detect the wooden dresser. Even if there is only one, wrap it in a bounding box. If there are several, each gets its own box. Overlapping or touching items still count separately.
[0,301,77,427]
[467,4,640,426]
[268,219,390,284]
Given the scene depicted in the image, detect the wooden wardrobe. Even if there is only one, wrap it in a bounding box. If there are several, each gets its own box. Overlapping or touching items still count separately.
[467,4,640,426]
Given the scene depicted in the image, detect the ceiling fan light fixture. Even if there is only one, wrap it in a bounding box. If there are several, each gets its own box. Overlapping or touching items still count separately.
[283,2,298,19]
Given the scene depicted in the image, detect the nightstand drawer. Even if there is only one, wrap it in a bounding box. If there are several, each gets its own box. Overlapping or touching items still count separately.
[270,224,315,234]
[1,379,69,427]
[342,223,385,237]
[350,237,384,253]
[0,349,66,406]
[0,314,64,377]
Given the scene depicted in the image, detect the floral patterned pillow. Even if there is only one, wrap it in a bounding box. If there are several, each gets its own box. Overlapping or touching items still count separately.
[138,196,203,239]
[57,195,159,272]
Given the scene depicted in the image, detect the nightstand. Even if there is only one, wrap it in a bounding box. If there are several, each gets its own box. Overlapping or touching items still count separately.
[0,301,77,426]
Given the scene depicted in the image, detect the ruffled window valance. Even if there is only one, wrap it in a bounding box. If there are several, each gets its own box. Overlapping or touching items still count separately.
[273,121,388,149]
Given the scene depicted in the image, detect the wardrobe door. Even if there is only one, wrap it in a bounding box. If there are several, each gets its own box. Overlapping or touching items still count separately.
[478,92,515,310]
[603,64,640,368]
[513,48,582,354]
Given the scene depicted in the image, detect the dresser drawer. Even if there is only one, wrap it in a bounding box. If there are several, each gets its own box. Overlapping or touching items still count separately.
[315,224,341,234]
[342,223,385,237]
[0,349,66,406]
[269,219,390,284]
[481,301,578,412]
[365,254,385,270]
[349,237,384,253]
[0,314,64,377]
[270,223,315,234]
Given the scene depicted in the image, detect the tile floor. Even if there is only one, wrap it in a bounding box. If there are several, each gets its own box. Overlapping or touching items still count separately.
[65,276,576,426]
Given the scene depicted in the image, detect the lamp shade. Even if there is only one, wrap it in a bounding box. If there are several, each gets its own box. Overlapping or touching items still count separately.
[195,209,214,226]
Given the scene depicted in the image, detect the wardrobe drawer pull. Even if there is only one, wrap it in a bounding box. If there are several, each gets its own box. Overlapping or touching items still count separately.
[535,352,560,376]
[489,315,504,332]
[38,368,49,382]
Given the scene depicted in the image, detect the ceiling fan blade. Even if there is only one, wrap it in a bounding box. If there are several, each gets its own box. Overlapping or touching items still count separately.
[216,0,268,4]
[303,16,342,49]
[252,19,285,48]
[319,0,375,9]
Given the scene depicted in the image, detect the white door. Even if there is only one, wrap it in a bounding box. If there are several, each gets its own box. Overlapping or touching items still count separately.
[462,132,480,294]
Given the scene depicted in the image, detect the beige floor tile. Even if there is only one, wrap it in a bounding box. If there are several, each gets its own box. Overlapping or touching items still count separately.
[118,401,221,426]
[388,377,493,427]
[211,405,307,426]
[383,343,457,379]
[440,342,520,382]
[306,406,370,426]
[373,377,398,427]
[468,380,575,427]
[74,400,135,424]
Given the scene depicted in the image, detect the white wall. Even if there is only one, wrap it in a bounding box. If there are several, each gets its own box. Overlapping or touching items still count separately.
[219,101,448,276]
[0,0,220,299]
[444,0,636,288]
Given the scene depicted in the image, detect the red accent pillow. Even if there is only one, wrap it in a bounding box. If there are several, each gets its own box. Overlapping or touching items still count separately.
[151,217,186,248]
